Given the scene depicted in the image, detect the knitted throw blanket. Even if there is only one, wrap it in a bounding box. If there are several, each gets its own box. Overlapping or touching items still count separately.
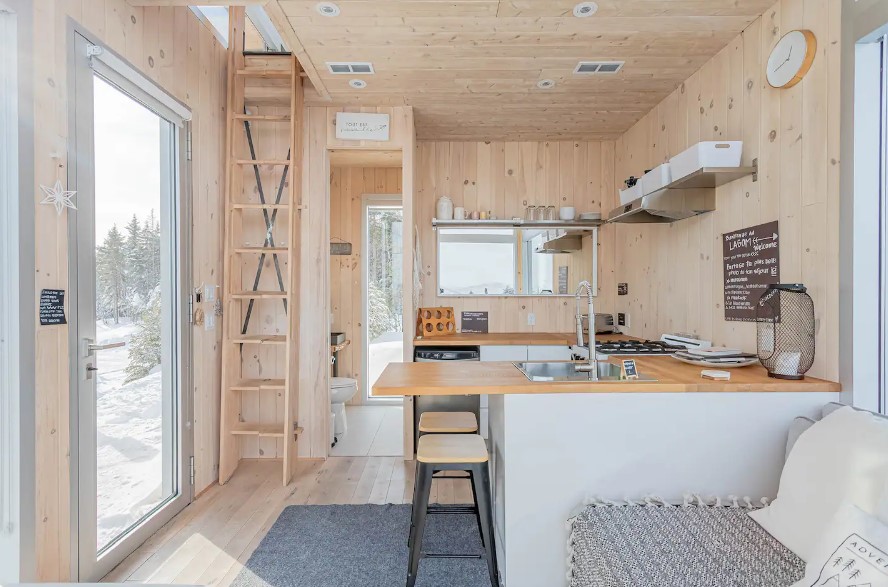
[567,498,804,587]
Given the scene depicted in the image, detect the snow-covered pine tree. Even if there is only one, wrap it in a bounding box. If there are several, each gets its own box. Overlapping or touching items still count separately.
[96,224,127,324]
[141,210,161,298]
[125,287,162,384]
[124,214,147,311]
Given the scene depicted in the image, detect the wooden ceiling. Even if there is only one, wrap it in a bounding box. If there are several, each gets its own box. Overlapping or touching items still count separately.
[273,0,776,141]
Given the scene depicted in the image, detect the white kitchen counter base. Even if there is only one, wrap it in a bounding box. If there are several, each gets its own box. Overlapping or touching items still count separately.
[487,390,840,587]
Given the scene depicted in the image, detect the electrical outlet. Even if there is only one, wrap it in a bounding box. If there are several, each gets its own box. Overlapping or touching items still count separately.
[527,312,536,326]
[205,311,216,331]
[617,312,627,327]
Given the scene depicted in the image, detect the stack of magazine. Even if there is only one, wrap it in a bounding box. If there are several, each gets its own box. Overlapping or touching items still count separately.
[673,347,758,366]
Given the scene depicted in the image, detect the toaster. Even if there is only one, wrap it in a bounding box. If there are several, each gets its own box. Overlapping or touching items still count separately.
[582,313,616,334]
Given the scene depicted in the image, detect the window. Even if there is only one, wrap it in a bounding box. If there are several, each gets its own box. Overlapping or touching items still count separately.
[189,6,287,52]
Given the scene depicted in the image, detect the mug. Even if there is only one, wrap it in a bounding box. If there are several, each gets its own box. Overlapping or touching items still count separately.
[479,211,489,220]
[470,210,480,220]
[454,207,466,220]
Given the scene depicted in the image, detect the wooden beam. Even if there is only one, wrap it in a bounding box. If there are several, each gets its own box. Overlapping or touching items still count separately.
[265,1,332,101]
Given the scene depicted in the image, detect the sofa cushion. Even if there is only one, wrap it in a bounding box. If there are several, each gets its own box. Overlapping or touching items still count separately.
[750,406,888,562]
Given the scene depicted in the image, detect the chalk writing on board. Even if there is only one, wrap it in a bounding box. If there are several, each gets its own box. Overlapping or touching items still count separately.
[40,289,67,325]
[461,311,489,334]
[722,221,780,322]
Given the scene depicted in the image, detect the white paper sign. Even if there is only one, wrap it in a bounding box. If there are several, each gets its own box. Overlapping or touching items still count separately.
[335,112,390,141]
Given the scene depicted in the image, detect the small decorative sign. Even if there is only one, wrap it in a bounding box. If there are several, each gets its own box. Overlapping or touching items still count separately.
[722,221,780,322]
[461,311,489,334]
[335,112,390,141]
[621,359,638,380]
[39,289,67,325]
[617,283,628,296]
[557,266,569,294]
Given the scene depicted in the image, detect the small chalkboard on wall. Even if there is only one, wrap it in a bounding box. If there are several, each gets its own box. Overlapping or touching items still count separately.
[39,289,67,325]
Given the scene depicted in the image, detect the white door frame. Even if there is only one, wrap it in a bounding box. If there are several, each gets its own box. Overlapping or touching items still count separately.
[362,193,404,404]
[67,29,193,581]
[0,2,35,580]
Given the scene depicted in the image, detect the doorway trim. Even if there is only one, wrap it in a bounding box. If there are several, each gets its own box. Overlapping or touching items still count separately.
[66,27,193,581]
[361,193,404,405]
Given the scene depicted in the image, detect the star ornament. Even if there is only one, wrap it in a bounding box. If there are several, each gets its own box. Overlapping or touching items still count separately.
[40,180,77,215]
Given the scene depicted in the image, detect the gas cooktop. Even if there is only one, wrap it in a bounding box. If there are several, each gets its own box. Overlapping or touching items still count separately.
[594,340,686,356]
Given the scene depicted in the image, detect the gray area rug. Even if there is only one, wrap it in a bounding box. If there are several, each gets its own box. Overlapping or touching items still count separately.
[568,502,805,587]
[232,504,493,587]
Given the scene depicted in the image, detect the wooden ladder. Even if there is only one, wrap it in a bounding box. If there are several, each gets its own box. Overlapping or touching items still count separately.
[219,8,303,486]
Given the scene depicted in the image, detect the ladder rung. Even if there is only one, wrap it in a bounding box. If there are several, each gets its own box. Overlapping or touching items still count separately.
[234,114,291,122]
[233,246,289,254]
[230,334,287,345]
[231,203,289,210]
[230,379,285,391]
[230,290,288,299]
[235,159,290,166]
[236,69,292,79]
[231,423,285,438]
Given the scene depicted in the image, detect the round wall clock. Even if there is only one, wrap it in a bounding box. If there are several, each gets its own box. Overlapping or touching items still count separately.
[766,29,817,89]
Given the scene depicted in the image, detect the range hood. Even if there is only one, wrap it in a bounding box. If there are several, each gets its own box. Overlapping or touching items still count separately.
[534,231,583,254]
[607,189,715,224]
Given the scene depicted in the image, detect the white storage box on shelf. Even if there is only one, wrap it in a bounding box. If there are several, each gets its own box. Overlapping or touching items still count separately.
[640,163,673,196]
[670,141,743,182]
[619,182,643,205]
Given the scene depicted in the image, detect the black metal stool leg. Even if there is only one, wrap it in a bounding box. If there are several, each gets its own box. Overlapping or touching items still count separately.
[408,460,423,548]
[467,469,485,547]
[471,463,500,587]
[406,462,433,587]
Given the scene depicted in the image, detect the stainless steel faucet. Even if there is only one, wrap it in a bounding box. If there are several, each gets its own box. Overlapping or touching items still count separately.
[574,280,598,379]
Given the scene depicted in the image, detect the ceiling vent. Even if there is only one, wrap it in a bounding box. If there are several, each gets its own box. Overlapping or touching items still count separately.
[326,62,375,75]
[574,61,624,75]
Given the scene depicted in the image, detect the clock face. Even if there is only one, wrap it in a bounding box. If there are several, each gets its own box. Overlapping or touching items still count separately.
[767,30,816,89]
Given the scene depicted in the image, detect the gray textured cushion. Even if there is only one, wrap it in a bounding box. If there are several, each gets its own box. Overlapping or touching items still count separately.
[784,416,816,461]
[568,503,804,587]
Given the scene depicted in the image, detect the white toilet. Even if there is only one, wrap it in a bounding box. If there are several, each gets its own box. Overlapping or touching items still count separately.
[330,377,358,441]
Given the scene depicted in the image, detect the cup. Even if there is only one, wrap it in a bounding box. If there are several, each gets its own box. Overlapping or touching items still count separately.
[470,210,480,220]
[559,206,576,221]
[454,207,466,220]
[479,211,489,220]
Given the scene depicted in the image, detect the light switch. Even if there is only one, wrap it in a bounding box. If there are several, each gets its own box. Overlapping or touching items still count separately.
[527,313,536,326]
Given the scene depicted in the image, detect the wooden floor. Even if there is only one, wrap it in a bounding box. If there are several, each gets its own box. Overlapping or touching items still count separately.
[102,457,473,585]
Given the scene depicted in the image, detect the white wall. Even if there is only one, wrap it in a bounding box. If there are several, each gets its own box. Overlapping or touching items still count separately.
[840,0,888,411]
[0,0,36,581]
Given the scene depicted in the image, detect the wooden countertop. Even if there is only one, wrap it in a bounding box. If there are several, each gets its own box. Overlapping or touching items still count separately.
[414,332,578,346]
[372,356,842,396]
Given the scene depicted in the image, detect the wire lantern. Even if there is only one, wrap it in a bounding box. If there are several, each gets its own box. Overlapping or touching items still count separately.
[756,284,815,379]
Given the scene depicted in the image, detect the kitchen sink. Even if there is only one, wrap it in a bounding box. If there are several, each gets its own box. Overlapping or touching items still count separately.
[513,361,657,382]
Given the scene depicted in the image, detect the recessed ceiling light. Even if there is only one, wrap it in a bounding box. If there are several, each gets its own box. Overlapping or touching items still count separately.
[316,2,340,17]
[349,79,367,89]
[573,2,598,17]
[537,79,556,89]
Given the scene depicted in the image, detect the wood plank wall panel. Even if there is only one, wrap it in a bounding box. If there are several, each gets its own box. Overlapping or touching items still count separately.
[330,167,403,404]
[612,0,841,381]
[30,2,226,579]
[300,106,415,458]
[415,141,616,333]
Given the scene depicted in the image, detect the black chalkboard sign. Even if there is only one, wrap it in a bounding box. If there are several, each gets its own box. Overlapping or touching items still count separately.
[39,289,67,325]
[461,311,489,334]
[723,221,780,322]
[621,359,638,380]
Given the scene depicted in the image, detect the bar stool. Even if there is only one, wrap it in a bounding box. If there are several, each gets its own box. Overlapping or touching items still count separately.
[407,434,500,587]
[418,411,478,435]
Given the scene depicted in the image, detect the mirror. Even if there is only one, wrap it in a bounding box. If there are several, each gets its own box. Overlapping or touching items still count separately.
[436,227,597,296]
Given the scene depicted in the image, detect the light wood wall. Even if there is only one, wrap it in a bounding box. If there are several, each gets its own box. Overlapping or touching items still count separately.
[415,141,616,333]
[330,166,403,404]
[612,0,841,381]
[30,2,226,579]
[300,106,415,458]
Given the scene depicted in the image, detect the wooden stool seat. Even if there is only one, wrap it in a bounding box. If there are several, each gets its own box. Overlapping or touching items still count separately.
[418,411,478,434]
[417,433,488,464]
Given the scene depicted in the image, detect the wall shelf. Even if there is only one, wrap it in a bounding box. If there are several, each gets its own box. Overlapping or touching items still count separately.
[432,218,603,230]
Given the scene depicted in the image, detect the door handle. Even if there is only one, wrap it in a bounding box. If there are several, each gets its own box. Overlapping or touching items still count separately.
[86,363,98,380]
[88,341,126,352]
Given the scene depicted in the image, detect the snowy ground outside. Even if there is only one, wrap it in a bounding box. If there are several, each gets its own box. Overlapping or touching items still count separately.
[367,331,404,393]
[95,319,166,551]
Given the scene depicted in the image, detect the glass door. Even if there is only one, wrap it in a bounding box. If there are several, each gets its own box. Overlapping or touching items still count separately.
[70,33,191,580]
[363,196,404,403]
